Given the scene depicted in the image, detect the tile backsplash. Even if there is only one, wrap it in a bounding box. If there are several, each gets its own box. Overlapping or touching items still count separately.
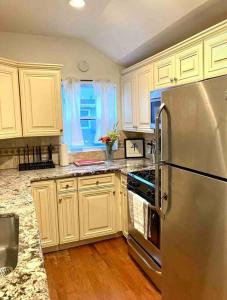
[0,132,155,170]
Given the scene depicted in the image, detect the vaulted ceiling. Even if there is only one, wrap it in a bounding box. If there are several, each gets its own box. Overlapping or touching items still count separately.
[0,0,226,66]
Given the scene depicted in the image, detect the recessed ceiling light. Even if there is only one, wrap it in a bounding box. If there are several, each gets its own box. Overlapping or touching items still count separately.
[69,0,85,9]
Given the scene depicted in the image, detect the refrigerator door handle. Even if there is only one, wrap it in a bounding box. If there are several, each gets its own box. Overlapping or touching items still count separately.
[155,103,167,216]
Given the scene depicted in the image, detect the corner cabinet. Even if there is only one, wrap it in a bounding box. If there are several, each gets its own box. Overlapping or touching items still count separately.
[19,67,63,136]
[122,64,153,133]
[0,63,22,139]
[0,57,63,139]
[32,180,59,248]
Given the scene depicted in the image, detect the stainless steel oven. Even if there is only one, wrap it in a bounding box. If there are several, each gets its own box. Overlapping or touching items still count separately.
[127,170,161,290]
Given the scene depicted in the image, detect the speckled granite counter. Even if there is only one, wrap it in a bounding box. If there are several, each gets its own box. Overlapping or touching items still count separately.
[0,158,154,300]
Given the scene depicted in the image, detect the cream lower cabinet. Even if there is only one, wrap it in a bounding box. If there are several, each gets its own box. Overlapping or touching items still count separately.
[32,180,59,248]
[79,188,116,240]
[0,63,22,139]
[120,175,128,237]
[19,68,63,137]
[204,29,227,79]
[57,192,79,244]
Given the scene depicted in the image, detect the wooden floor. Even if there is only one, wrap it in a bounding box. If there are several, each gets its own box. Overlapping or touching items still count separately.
[44,237,162,300]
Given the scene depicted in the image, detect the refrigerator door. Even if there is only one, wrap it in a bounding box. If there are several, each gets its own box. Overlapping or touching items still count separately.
[161,165,227,300]
[162,75,227,178]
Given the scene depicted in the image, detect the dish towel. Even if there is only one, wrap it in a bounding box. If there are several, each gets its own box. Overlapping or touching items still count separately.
[128,191,149,239]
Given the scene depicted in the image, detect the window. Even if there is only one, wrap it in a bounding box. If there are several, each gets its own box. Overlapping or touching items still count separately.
[62,80,117,152]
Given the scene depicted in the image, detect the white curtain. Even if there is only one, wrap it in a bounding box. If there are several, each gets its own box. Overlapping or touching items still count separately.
[62,79,84,149]
[94,81,117,142]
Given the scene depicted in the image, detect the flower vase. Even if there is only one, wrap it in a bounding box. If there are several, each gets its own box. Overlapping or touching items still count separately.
[105,143,114,161]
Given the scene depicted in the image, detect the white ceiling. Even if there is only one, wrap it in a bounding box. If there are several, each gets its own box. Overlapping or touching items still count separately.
[0,0,226,66]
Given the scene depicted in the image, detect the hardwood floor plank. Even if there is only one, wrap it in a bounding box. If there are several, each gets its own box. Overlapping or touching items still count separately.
[44,237,162,300]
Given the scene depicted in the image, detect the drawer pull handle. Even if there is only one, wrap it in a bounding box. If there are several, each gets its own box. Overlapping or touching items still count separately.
[96,181,99,185]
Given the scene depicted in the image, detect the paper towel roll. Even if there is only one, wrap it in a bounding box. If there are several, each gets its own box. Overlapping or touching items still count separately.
[59,144,69,166]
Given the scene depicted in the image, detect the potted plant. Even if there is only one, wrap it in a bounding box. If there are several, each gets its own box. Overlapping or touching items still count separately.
[99,123,120,161]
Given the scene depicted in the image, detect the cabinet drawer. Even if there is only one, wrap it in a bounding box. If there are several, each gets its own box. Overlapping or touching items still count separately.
[56,178,77,193]
[121,175,127,187]
[78,173,115,190]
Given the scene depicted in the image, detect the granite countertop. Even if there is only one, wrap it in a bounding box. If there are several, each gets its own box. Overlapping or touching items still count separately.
[0,158,154,300]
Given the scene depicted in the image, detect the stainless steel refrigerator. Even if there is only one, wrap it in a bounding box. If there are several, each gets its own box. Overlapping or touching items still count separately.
[154,75,227,300]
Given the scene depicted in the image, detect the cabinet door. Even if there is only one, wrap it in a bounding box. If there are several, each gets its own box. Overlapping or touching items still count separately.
[0,64,22,139]
[136,64,153,132]
[32,181,59,248]
[58,192,79,244]
[19,68,62,136]
[79,188,116,240]
[121,73,137,131]
[204,30,227,78]
[121,186,128,238]
[175,42,203,84]
[154,55,175,89]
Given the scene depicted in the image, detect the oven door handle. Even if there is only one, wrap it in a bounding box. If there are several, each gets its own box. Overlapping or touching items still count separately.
[155,103,168,217]
[128,238,162,275]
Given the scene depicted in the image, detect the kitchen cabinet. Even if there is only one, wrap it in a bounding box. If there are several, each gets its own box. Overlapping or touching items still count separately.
[0,63,22,139]
[136,64,153,132]
[32,180,59,248]
[120,175,128,237]
[57,192,79,244]
[19,68,63,137]
[79,187,116,240]
[175,43,203,84]
[153,42,203,89]
[122,64,153,133]
[204,29,227,78]
[121,72,137,131]
[154,55,175,89]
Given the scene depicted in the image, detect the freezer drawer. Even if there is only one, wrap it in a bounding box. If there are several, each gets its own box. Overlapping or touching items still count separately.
[161,165,227,300]
[162,75,227,178]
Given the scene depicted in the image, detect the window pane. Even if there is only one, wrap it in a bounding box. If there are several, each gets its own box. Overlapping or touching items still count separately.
[80,119,97,146]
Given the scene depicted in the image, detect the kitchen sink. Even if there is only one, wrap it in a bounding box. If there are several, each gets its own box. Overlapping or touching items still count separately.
[0,213,19,276]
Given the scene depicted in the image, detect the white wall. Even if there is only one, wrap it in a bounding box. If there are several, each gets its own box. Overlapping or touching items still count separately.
[0,31,122,126]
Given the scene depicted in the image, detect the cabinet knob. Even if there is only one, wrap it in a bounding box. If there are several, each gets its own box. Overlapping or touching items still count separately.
[65,184,69,189]
[170,78,174,83]
[96,180,99,185]
[59,198,62,203]
[174,77,177,82]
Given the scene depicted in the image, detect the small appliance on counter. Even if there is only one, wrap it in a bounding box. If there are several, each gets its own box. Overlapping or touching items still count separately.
[18,144,55,171]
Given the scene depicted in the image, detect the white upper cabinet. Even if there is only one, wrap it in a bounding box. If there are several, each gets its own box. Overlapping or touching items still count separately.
[136,64,153,132]
[175,42,203,84]
[122,64,153,133]
[154,42,203,89]
[19,68,63,137]
[204,29,227,78]
[0,63,22,139]
[154,55,175,89]
[121,72,137,131]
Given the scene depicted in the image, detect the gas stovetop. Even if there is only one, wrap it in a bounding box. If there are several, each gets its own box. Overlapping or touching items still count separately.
[127,169,156,204]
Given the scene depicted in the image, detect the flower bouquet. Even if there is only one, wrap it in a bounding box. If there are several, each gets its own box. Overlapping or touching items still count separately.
[99,123,120,161]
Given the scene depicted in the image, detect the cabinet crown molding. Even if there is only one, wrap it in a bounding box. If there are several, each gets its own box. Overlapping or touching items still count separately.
[0,57,63,70]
